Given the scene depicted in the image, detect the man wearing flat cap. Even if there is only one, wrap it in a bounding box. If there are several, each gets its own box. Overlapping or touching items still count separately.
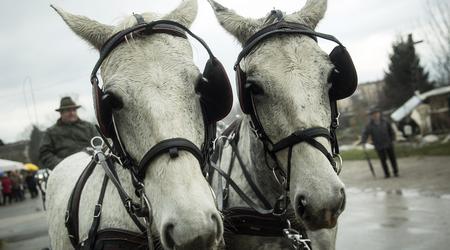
[39,97,98,170]
[361,107,399,178]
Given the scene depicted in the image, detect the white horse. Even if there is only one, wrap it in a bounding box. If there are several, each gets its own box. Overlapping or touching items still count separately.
[46,1,225,249]
[207,0,351,249]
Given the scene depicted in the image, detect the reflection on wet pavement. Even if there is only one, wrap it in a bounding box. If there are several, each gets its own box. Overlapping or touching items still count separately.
[337,188,450,250]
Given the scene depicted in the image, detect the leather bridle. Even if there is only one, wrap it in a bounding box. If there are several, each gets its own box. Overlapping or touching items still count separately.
[207,13,348,250]
[65,17,220,250]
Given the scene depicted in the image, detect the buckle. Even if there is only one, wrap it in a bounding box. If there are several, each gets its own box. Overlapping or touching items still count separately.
[273,194,288,216]
[283,220,312,250]
[248,120,261,138]
[93,204,102,218]
[331,112,340,129]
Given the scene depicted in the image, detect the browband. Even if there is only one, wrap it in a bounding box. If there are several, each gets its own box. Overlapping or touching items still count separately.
[234,21,343,69]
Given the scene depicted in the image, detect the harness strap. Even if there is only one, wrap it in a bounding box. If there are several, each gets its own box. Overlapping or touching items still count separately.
[209,162,273,215]
[330,99,340,155]
[222,152,236,209]
[66,158,98,248]
[223,207,290,237]
[229,140,273,209]
[87,174,109,249]
[86,228,149,249]
[97,155,147,232]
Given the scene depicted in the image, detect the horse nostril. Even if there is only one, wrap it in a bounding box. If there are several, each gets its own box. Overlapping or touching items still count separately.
[296,195,308,217]
[162,223,175,249]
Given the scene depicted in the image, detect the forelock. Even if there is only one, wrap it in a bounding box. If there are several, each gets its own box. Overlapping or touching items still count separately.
[113,13,161,33]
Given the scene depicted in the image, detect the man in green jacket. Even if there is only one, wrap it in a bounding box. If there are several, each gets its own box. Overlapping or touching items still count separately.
[39,96,98,170]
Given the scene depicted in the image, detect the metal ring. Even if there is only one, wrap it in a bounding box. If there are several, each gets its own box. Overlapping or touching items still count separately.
[333,154,343,174]
[90,136,105,149]
[141,193,153,226]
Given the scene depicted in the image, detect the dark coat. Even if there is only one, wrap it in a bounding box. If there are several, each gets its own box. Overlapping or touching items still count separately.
[39,119,98,169]
[361,118,396,150]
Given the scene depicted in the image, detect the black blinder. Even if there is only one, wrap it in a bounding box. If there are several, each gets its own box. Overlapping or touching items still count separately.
[236,65,253,114]
[92,77,124,138]
[328,46,358,100]
[197,57,233,123]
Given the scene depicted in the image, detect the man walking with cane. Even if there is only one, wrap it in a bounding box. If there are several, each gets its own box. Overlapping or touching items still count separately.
[361,107,399,178]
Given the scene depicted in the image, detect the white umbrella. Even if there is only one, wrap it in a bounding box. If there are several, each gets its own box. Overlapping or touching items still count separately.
[0,158,25,172]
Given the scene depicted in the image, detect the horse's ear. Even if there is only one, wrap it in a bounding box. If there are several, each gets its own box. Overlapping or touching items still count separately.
[207,0,262,45]
[51,5,113,50]
[285,0,327,29]
[163,0,198,28]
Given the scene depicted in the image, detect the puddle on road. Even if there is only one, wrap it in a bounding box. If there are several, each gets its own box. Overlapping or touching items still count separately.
[440,194,450,200]
[406,227,436,235]
[379,216,409,228]
[346,187,450,199]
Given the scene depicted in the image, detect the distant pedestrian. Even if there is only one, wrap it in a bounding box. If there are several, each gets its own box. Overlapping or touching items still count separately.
[10,171,24,201]
[1,173,13,204]
[39,96,98,170]
[25,172,39,198]
[361,107,399,178]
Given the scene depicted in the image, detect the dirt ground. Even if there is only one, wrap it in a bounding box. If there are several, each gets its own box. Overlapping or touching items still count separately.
[339,156,450,196]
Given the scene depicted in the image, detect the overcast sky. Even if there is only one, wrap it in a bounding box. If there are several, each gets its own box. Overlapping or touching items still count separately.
[0,0,438,143]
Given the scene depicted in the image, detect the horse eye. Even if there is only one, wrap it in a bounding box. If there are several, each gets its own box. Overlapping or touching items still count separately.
[245,81,265,96]
[103,93,123,110]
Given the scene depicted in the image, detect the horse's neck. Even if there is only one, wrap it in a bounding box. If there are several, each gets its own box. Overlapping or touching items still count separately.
[221,118,338,250]
[224,116,280,208]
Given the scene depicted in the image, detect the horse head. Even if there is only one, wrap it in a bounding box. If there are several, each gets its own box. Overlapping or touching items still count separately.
[208,0,354,230]
[53,0,225,248]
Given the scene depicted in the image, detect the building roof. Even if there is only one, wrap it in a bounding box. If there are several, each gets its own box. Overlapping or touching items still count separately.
[390,86,450,122]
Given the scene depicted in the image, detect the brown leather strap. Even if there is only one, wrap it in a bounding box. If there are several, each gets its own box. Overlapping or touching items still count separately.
[66,159,98,248]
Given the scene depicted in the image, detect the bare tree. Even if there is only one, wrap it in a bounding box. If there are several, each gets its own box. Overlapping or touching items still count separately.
[425,0,450,86]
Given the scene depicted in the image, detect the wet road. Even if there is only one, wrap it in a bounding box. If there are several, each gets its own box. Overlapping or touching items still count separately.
[2,156,450,250]
[0,195,49,250]
[337,188,450,250]
[2,189,449,250]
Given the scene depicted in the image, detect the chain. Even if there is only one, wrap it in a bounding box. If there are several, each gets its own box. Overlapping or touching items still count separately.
[283,220,312,250]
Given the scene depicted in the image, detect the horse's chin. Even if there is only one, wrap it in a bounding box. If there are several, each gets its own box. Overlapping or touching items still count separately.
[288,208,338,231]
[300,211,339,231]
[303,218,338,231]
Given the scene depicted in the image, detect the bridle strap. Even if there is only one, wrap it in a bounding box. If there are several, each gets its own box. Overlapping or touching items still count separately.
[270,127,336,168]
[209,162,274,215]
[229,140,273,209]
[65,158,97,247]
[271,128,332,152]
[91,19,215,80]
[247,86,337,168]
[235,21,343,69]
[96,152,147,232]
[136,138,204,182]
